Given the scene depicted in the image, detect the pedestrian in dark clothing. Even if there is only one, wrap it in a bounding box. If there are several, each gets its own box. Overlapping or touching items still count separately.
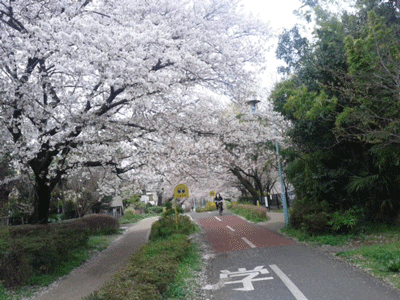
[214,193,223,211]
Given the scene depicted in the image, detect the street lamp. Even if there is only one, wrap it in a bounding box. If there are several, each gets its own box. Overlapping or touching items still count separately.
[246,100,260,114]
[246,100,289,227]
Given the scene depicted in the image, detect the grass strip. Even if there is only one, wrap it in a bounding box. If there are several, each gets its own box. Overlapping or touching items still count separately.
[337,241,400,289]
[84,234,192,300]
[281,223,400,289]
[165,242,203,300]
[229,203,269,223]
[85,214,198,300]
[281,227,354,246]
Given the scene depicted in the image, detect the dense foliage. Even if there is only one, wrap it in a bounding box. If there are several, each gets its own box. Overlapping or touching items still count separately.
[270,0,400,232]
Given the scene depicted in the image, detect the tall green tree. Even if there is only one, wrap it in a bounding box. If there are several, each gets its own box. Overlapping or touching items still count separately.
[271,0,400,226]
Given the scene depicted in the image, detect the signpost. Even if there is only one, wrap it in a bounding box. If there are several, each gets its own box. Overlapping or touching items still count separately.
[173,184,189,230]
[210,190,216,202]
[174,184,189,198]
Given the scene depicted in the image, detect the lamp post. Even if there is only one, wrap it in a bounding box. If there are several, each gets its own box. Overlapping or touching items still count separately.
[246,100,260,114]
[246,100,289,227]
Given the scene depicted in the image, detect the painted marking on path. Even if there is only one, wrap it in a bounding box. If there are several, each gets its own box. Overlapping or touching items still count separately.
[241,237,256,248]
[215,216,222,221]
[226,226,235,232]
[220,266,273,291]
[270,264,308,300]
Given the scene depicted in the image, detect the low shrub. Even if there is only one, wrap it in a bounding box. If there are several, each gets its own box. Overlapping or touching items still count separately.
[127,254,179,293]
[195,201,216,212]
[146,206,163,214]
[0,221,90,287]
[226,201,238,209]
[302,211,330,234]
[205,201,217,211]
[238,196,255,205]
[80,214,119,235]
[0,246,33,287]
[386,257,400,272]
[229,203,268,222]
[56,220,90,248]
[290,198,365,234]
[162,201,183,217]
[328,208,363,233]
[85,234,192,300]
[88,281,162,300]
[289,198,331,234]
[149,215,195,241]
[124,207,135,216]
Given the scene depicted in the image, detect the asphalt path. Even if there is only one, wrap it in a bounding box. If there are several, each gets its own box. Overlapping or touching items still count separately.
[190,210,400,300]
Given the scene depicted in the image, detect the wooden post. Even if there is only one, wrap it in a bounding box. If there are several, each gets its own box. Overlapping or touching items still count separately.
[174,197,178,230]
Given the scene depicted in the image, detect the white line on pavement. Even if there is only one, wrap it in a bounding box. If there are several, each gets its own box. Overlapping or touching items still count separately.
[226,226,235,232]
[269,265,308,300]
[241,237,256,248]
[215,217,222,221]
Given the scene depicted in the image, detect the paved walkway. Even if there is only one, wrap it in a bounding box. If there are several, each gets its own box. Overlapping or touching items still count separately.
[26,217,159,300]
[197,211,400,300]
[256,211,286,232]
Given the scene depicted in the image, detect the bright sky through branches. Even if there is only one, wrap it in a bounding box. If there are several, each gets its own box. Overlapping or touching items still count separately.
[240,0,304,90]
[241,0,302,31]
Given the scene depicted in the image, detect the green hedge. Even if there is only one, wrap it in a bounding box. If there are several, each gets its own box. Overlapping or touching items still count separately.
[85,214,196,300]
[149,215,195,241]
[0,215,119,288]
[145,206,164,214]
[80,214,120,235]
[85,234,191,300]
[229,203,269,223]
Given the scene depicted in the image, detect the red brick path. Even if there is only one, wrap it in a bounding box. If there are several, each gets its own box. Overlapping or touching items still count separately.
[197,215,294,253]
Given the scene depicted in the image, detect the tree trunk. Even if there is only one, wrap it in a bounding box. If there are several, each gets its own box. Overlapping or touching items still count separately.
[157,191,163,206]
[230,167,258,197]
[32,176,51,224]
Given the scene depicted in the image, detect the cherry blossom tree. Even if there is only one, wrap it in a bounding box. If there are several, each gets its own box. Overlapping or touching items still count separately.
[0,0,272,223]
[137,95,287,205]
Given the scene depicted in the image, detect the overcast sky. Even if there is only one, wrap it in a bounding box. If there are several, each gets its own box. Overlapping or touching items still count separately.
[242,0,303,31]
[240,0,304,89]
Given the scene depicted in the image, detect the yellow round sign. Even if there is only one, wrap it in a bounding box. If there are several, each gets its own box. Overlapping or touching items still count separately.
[174,184,189,198]
[209,190,216,197]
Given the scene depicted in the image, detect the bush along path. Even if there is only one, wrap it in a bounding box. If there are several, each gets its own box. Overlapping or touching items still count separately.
[85,213,200,300]
[24,216,159,300]
[0,215,120,299]
[228,202,269,223]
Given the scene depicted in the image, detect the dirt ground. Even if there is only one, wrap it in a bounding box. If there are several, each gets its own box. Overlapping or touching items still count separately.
[24,217,159,300]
